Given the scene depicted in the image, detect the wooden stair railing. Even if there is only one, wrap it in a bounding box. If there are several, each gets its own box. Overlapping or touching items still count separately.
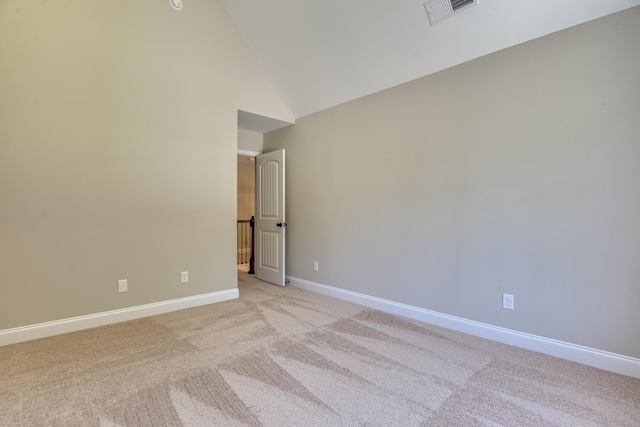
[237,216,255,274]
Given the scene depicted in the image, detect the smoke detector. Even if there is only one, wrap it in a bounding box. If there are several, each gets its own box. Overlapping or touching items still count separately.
[424,0,478,25]
[170,0,183,11]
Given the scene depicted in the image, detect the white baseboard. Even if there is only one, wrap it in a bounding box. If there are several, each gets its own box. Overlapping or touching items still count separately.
[287,276,640,379]
[0,289,239,347]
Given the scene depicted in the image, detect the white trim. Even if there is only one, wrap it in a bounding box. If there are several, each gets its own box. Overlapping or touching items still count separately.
[237,149,261,157]
[0,289,239,347]
[287,276,640,379]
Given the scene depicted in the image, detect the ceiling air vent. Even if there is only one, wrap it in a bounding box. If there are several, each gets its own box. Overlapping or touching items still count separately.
[424,0,478,26]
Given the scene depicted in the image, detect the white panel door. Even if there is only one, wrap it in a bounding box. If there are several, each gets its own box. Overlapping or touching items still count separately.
[255,149,285,286]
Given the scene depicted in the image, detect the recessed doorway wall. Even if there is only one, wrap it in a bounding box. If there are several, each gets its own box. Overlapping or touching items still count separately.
[237,155,256,222]
[237,155,256,271]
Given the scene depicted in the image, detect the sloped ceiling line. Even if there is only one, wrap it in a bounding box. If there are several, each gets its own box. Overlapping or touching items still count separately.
[220,0,640,119]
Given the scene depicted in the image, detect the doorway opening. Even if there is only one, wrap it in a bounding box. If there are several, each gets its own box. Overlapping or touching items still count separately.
[237,154,256,272]
[236,110,293,284]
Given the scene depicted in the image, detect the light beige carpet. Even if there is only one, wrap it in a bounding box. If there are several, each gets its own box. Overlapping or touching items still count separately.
[1,271,638,426]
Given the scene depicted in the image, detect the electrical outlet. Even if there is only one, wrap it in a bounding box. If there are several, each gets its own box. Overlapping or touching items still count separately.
[181,271,189,284]
[118,279,128,293]
[313,261,319,272]
[502,293,514,310]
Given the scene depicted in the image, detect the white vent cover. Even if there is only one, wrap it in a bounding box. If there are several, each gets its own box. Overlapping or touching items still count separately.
[424,0,478,25]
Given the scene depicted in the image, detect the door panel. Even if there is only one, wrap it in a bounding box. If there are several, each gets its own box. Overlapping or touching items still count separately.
[255,149,285,286]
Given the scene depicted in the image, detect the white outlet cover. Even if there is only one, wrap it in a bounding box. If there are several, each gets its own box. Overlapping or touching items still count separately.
[118,279,128,293]
[181,271,189,283]
[170,0,183,11]
[502,293,514,310]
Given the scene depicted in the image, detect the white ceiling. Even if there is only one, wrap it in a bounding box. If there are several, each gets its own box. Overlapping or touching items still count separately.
[221,0,640,121]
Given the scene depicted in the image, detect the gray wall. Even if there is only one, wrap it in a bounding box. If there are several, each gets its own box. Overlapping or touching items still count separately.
[0,0,292,330]
[238,129,264,153]
[264,7,640,358]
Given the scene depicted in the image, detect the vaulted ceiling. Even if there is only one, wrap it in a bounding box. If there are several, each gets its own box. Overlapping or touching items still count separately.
[221,0,640,121]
